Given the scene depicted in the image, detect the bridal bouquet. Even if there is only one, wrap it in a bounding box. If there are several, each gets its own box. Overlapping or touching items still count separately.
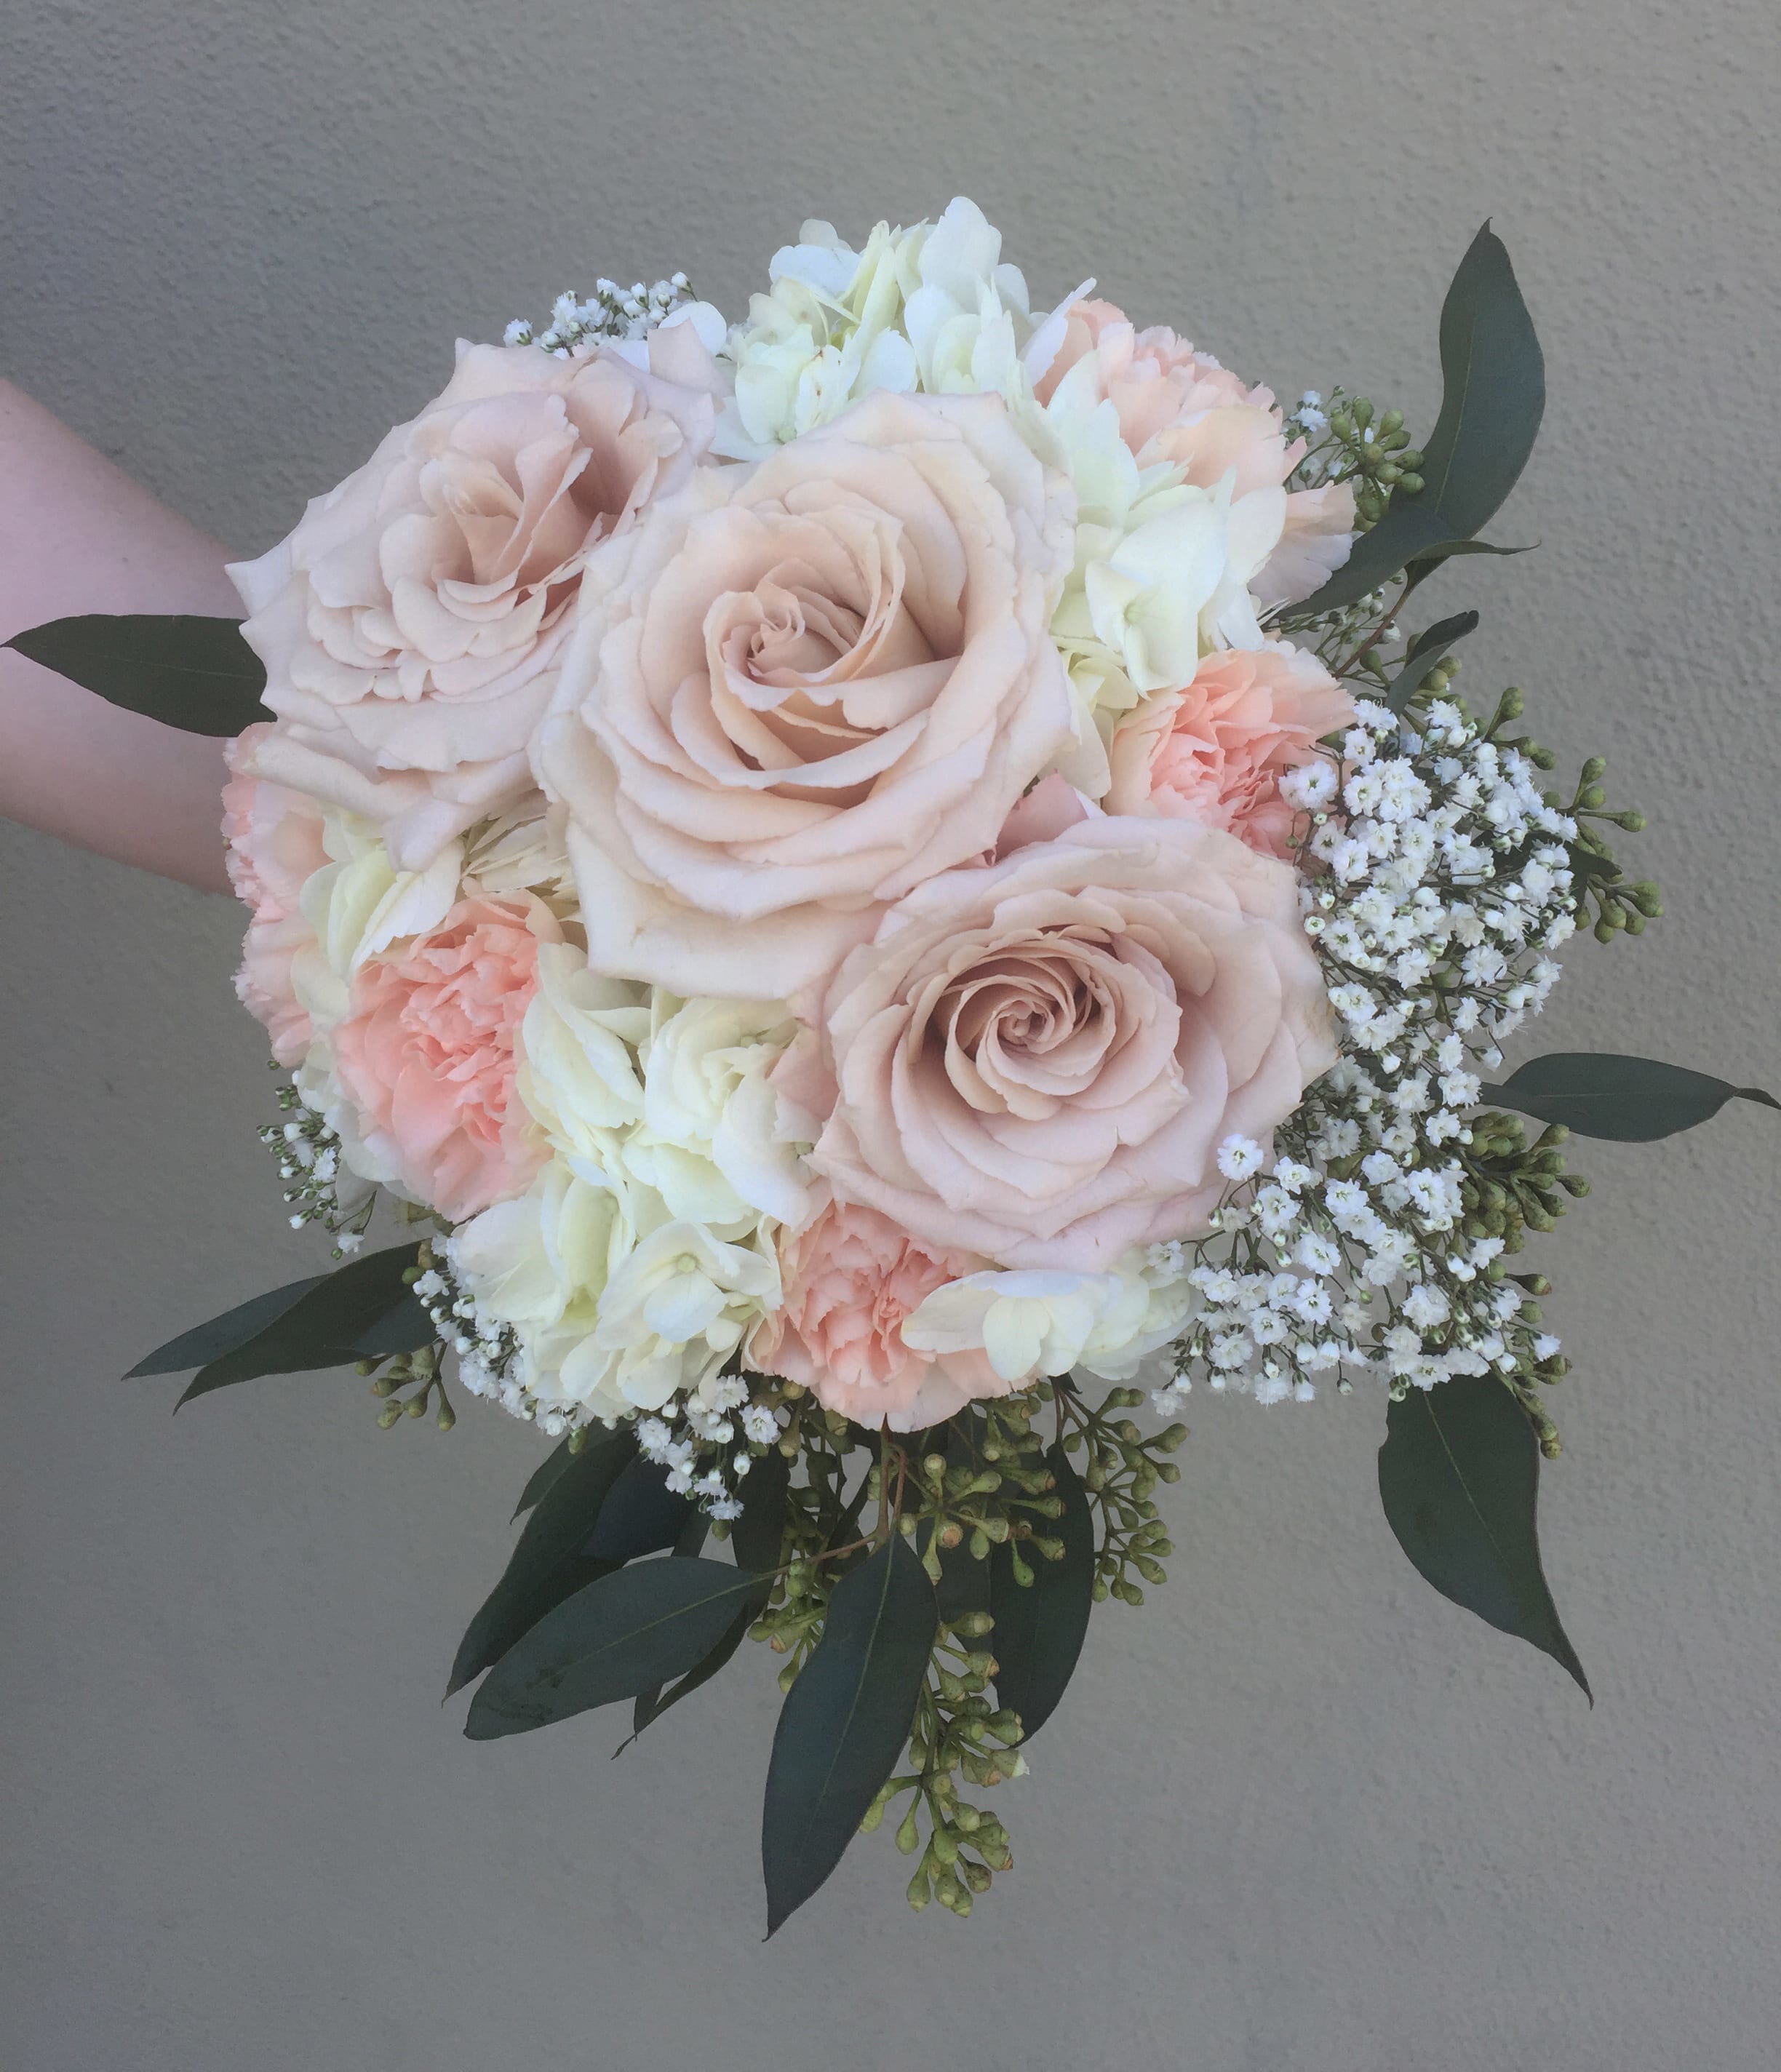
[17,199,1770,1931]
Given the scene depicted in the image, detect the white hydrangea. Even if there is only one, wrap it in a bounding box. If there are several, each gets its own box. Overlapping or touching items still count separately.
[714,196,1072,460]
[586,1221,781,1414]
[624,995,811,1233]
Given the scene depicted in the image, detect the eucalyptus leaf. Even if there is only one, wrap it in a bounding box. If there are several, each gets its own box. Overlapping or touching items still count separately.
[629,1452,788,1742]
[1379,1375,1588,1698]
[512,1438,576,1521]
[990,1442,1096,1740]
[125,1244,428,1405]
[465,1557,770,1740]
[761,1535,937,1936]
[585,1457,696,1564]
[1299,224,1545,613]
[729,1447,792,1575]
[1486,1053,1780,1142]
[1384,610,1479,712]
[127,1275,327,1376]
[7,613,270,735]
[347,1293,435,1359]
[447,1422,637,1697]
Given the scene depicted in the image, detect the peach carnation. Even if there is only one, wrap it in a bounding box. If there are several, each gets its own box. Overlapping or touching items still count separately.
[330,895,556,1222]
[535,387,1076,1004]
[1037,298,1354,610]
[781,817,1336,1271]
[221,722,329,1067]
[748,1198,1007,1430]
[231,326,722,872]
[1105,642,1353,858]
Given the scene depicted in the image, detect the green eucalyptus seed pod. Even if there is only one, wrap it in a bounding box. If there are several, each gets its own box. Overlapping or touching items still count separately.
[1580,755,1608,784]
[1619,810,1647,833]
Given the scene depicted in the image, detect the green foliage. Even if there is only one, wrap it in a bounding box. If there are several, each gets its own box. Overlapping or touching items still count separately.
[1057,1382,1187,1605]
[512,1437,576,1521]
[6,613,270,736]
[584,1457,696,1564]
[1458,1112,1579,1258]
[128,1243,431,1406]
[1383,610,1478,712]
[447,1422,637,1696]
[1299,224,1545,614]
[1488,1054,1780,1142]
[464,1556,772,1741]
[762,1537,937,1934]
[1379,1374,1589,1699]
[988,1442,1095,1740]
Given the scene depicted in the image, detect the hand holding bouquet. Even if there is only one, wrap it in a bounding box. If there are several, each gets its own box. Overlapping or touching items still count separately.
[16,199,1769,1930]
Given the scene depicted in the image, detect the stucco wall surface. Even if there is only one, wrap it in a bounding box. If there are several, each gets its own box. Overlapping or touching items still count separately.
[2,4,1778,2068]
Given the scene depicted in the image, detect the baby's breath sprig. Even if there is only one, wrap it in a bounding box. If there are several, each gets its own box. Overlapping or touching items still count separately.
[257,1066,375,1258]
[503,272,695,356]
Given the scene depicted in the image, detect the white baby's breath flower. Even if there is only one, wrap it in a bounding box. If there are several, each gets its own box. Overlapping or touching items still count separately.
[1216,1134,1265,1180]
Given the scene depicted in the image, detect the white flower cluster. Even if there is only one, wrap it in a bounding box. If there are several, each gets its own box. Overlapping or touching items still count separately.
[712,196,1075,459]
[503,272,697,356]
[1150,693,1580,1415]
[635,1376,789,1521]
[412,1247,786,1515]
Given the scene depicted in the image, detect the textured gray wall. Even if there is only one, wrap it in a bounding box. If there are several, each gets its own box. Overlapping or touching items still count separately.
[4,3,1780,2067]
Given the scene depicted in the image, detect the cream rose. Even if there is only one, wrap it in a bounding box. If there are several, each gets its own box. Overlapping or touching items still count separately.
[784,818,1337,1270]
[231,329,721,872]
[536,388,1077,1002]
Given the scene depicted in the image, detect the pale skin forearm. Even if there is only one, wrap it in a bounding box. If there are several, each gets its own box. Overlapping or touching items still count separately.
[0,377,239,893]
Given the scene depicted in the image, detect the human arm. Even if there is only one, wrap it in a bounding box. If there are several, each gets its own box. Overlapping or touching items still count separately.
[0,377,240,892]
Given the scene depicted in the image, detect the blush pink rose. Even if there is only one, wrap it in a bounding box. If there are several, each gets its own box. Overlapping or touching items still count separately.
[535,388,1077,1004]
[330,896,556,1221]
[1104,642,1353,858]
[221,722,330,1066]
[747,1198,1007,1430]
[231,325,723,872]
[1036,299,1354,609]
[782,818,1336,1270]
